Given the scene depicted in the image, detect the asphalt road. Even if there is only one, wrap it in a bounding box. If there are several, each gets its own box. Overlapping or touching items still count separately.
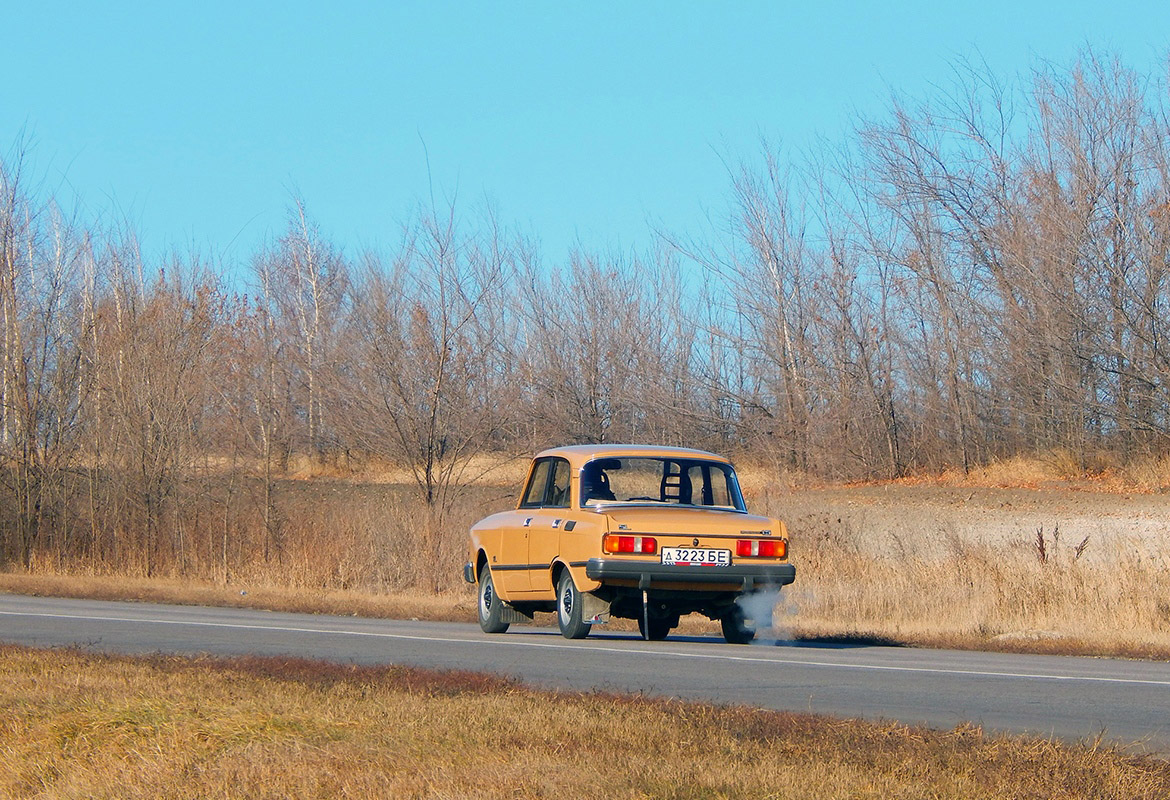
[3,593,1169,753]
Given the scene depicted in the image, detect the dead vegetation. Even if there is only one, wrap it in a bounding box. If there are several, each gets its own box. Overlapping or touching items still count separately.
[9,50,1170,578]
[784,517,1170,660]
[0,572,477,622]
[5,51,1170,663]
[3,645,1169,800]
[5,468,1170,660]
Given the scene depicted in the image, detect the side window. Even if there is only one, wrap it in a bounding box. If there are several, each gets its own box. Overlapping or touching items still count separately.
[521,459,553,508]
[709,468,734,507]
[547,459,571,508]
[687,465,710,505]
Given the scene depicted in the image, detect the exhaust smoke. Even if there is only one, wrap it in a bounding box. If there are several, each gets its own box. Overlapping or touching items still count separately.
[735,587,804,645]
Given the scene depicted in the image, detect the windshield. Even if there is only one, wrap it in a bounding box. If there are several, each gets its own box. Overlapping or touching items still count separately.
[580,457,746,511]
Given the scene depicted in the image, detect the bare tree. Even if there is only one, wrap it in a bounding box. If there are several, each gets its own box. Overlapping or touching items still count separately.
[516,249,679,445]
[342,204,514,588]
[0,152,90,567]
[259,198,348,460]
[90,246,226,574]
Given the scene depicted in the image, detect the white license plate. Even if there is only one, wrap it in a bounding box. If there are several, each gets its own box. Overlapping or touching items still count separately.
[661,547,731,567]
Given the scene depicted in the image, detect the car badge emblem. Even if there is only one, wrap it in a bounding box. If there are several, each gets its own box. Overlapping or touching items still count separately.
[618,524,629,530]
[693,538,699,547]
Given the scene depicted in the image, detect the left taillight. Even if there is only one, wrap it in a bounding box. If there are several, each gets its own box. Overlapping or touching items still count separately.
[603,534,657,554]
[736,539,786,558]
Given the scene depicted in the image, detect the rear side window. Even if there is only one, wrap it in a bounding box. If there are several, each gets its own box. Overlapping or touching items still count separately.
[520,457,572,508]
[686,464,735,507]
[521,459,553,507]
[547,459,571,508]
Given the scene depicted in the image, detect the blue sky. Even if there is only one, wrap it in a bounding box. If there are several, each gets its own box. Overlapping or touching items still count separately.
[3,2,1167,266]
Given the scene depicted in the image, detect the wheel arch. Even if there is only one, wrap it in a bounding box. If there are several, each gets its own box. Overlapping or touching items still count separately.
[550,558,602,594]
[550,559,570,590]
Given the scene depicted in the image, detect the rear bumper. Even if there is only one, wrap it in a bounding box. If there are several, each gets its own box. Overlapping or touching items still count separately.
[585,558,795,591]
[463,562,476,584]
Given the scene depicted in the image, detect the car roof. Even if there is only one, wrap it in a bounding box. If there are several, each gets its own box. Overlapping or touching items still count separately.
[532,444,733,468]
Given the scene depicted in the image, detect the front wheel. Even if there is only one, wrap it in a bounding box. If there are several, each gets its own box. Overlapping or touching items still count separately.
[557,571,591,639]
[478,567,509,634]
[721,605,755,645]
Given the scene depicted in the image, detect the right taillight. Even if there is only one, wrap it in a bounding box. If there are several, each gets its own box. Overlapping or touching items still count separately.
[736,539,786,558]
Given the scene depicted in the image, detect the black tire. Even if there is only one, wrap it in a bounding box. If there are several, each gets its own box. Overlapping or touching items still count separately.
[721,605,756,645]
[637,614,674,641]
[477,566,509,634]
[556,571,591,639]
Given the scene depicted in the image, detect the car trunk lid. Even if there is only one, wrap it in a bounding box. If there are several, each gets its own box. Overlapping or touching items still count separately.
[601,506,777,541]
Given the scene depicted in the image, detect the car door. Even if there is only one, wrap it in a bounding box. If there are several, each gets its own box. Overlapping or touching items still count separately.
[524,456,571,596]
[498,457,554,593]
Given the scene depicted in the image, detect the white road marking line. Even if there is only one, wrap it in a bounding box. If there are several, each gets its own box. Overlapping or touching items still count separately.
[4,609,1170,688]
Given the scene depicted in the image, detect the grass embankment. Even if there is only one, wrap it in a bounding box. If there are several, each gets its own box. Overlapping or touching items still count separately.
[780,524,1170,661]
[8,527,1170,662]
[3,645,1168,800]
[6,453,1170,660]
[0,572,477,623]
[746,452,1170,659]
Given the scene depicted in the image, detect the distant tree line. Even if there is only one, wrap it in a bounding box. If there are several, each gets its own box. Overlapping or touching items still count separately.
[3,50,1170,576]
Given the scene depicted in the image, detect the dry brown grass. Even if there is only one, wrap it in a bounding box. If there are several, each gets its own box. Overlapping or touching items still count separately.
[6,538,1170,660]
[1114,454,1170,492]
[859,450,1170,493]
[0,572,476,622]
[785,525,1170,660]
[730,450,1141,494]
[7,458,1170,660]
[283,450,533,486]
[3,644,1168,799]
[279,449,1170,494]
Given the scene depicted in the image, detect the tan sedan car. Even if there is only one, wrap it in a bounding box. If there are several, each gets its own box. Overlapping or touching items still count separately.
[464,445,794,643]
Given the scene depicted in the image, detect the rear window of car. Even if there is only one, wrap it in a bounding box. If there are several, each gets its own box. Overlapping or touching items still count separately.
[580,457,745,511]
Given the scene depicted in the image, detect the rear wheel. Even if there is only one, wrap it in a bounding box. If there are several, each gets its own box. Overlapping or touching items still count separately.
[637,614,675,641]
[477,567,509,634]
[720,605,755,645]
[557,571,591,639]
